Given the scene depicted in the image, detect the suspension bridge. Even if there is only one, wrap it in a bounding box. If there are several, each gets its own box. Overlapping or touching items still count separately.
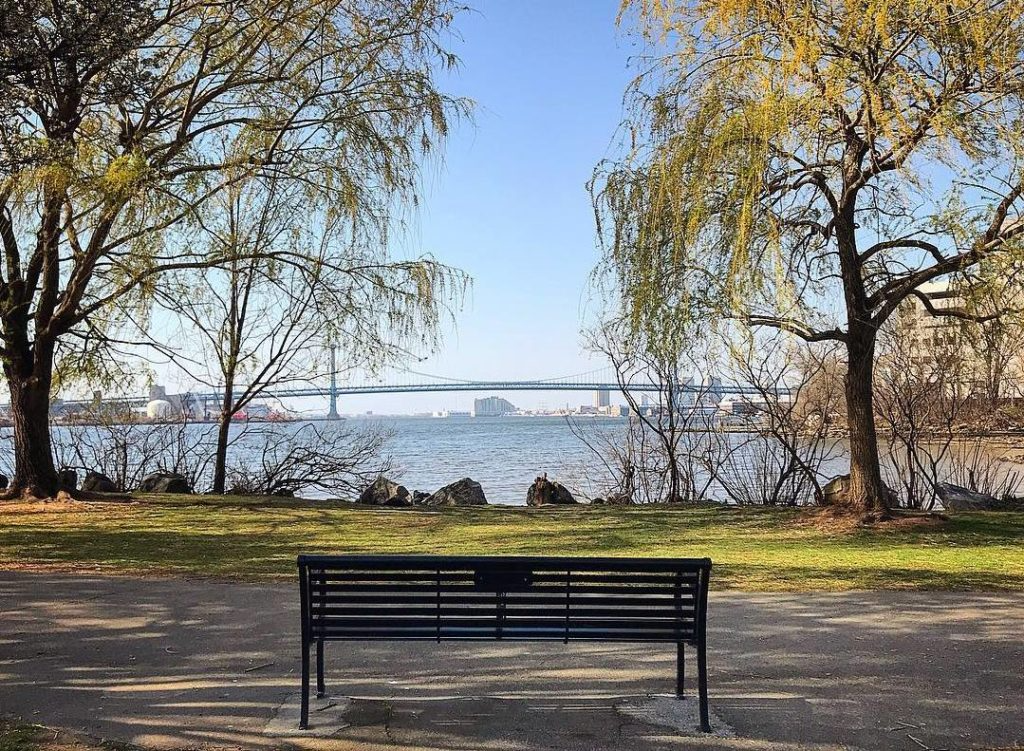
[35,365,782,418]
[32,364,782,418]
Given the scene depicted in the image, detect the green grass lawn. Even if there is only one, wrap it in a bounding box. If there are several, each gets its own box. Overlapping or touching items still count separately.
[1,495,1022,590]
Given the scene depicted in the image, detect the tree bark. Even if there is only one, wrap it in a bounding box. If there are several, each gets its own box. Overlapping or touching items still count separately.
[4,348,60,498]
[211,377,236,494]
[844,327,889,515]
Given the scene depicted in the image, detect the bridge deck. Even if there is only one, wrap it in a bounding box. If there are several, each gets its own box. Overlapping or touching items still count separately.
[40,380,780,410]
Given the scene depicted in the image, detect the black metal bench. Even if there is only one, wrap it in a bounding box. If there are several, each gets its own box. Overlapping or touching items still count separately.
[297,554,712,731]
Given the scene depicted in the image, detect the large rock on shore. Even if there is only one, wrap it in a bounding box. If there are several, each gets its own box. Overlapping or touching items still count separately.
[59,469,78,490]
[821,474,899,508]
[936,482,1002,512]
[137,471,192,494]
[358,477,411,506]
[82,471,118,493]
[424,478,487,506]
[526,474,577,506]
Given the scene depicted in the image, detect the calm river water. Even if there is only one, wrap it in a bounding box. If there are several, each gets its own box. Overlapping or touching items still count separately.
[383,415,621,504]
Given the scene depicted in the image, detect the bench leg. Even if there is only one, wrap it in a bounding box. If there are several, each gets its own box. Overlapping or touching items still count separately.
[316,638,326,698]
[300,640,310,729]
[697,638,710,732]
[676,642,685,698]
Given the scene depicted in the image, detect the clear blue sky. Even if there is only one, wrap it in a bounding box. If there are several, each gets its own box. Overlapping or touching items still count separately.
[337,0,638,414]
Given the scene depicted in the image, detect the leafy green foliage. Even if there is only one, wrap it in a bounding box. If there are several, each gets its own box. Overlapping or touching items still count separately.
[594,0,1024,341]
[0,0,470,491]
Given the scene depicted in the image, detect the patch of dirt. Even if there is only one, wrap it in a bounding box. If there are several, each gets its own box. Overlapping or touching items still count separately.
[797,506,948,533]
[868,512,949,531]
[794,506,865,533]
[0,499,94,514]
[0,489,136,514]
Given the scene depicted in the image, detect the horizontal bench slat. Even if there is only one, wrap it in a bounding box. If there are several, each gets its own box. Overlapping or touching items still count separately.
[309,605,696,618]
[310,594,691,608]
[300,555,710,573]
[313,616,689,628]
[308,600,691,613]
[307,582,694,595]
[310,629,691,642]
[307,571,699,585]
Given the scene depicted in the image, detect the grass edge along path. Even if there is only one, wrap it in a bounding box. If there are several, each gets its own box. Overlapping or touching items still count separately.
[1,495,1023,591]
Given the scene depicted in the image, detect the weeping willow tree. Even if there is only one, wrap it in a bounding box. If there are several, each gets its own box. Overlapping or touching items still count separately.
[0,0,468,498]
[593,0,1024,515]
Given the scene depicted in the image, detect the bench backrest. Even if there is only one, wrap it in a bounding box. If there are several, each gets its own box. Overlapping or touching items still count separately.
[298,555,711,643]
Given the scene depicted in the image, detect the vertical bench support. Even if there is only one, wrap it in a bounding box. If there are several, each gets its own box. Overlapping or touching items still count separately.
[316,639,326,697]
[674,568,685,699]
[676,642,685,698]
[696,565,711,732]
[299,562,311,729]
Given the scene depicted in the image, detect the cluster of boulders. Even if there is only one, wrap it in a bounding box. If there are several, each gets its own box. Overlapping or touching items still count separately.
[354,471,1024,511]
[357,476,488,507]
[72,469,195,495]
[356,474,585,508]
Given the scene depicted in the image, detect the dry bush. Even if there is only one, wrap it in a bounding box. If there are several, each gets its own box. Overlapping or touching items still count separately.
[224,421,395,498]
[50,410,216,491]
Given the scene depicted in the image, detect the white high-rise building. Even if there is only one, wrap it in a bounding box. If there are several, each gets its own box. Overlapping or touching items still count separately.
[473,396,517,417]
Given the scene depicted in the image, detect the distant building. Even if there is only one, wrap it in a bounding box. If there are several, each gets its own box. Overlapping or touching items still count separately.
[593,389,610,408]
[433,409,471,418]
[472,396,517,417]
[146,399,174,420]
[903,279,1024,400]
[904,281,967,366]
[720,396,770,417]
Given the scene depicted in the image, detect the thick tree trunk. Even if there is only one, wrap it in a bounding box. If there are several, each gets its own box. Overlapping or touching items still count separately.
[844,328,889,515]
[4,359,60,498]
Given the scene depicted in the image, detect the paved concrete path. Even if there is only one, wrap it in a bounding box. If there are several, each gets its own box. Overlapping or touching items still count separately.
[0,572,1021,751]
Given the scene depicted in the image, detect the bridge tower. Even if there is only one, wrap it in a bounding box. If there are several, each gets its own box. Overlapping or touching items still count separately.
[327,345,340,420]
